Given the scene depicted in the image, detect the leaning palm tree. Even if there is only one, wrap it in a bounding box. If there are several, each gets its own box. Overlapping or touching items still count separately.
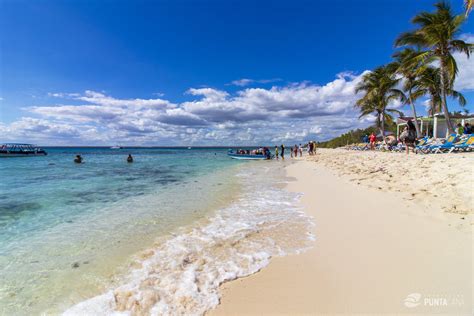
[355,65,404,139]
[391,48,424,137]
[416,66,466,117]
[466,0,473,16]
[395,1,473,133]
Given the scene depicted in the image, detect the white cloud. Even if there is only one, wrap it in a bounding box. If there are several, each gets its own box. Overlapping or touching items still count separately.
[229,78,254,86]
[228,78,282,87]
[453,33,474,91]
[454,52,474,91]
[1,71,390,145]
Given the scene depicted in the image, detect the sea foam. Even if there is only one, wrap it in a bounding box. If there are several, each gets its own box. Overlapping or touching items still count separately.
[64,162,314,316]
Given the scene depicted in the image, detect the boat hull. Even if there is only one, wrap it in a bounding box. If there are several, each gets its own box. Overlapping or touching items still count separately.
[227,154,268,160]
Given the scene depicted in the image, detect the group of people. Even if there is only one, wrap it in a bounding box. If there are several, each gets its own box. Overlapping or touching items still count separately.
[274,142,317,160]
[362,133,378,150]
[362,120,473,154]
[307,141,317,155]
[236,147,272,159]
[362,120,419,154]
[74,154,134,163]
[457,122,472,135]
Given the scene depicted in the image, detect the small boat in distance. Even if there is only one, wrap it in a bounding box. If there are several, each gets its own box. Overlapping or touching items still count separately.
[227,149,272,160]
[0,143,47,157]
[110,145,123,149]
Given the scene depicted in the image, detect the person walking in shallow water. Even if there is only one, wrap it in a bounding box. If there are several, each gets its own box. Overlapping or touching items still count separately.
[275,146,279,160]
[280,144,285,160]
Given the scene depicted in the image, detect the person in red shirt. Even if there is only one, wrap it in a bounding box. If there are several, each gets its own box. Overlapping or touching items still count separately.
[369,132,377,150]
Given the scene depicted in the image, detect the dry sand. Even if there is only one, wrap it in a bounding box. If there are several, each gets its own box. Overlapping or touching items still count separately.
[210,149,473,315]
[310,148,473,223]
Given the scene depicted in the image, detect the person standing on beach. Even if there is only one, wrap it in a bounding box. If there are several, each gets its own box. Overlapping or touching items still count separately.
[400,120,416,154]
[280,144,285,160]
[298,144,303,157]
[464,123,471,134]
[369,133,376,150]
[294,145,298,158]
[275,146,279,160]
[290,146,294,158]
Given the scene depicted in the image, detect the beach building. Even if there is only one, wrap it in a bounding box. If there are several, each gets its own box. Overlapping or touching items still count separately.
[396,113,474,138]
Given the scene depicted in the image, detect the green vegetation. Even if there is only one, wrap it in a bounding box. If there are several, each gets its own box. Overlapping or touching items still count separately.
[317,122,397,149]
[395,1,472,133]
[354,1,472,135]
[355,65,404,141]
[316,1,472,149]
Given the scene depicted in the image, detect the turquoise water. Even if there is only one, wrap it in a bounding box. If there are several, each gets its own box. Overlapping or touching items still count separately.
[0,148,313,315]
[0,148,240,314]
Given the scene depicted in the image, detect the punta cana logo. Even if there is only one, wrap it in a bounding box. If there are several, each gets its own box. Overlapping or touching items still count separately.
[404,293,422,308]
[403,293,464,308]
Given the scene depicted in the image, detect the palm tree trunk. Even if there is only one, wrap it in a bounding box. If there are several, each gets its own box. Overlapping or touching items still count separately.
[380,111,385,143]
[466,0,473,16]
[428,96,434,117]
[375,111,383,140]
[408,87,421,137]
[439,59,455,134]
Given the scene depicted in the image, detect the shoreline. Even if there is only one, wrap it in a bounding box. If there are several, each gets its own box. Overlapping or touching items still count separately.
[210,152,472,315]
[62,160,314,315]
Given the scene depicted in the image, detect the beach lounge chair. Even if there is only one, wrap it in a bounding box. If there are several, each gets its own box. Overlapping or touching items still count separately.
[391,143,406,152]
[448,135,474,153]
[416,138,444,154]
[414,137,429,154]
[415,134,455,154]
[429,134,459,153]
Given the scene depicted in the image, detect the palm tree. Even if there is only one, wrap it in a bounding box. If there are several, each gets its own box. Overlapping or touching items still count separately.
[416,66,466,117]
[395,1,473,133]
[355,65,404,139]
[391,48,424,137]
[466,0,473,16]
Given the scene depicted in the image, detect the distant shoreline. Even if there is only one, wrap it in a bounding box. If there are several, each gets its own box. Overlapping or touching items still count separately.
[39,145,282,149]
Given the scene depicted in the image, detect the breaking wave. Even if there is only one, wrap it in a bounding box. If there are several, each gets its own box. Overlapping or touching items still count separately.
[64,163,314,315]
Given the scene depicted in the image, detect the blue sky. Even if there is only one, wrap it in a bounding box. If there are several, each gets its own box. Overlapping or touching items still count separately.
[0,0,472,145]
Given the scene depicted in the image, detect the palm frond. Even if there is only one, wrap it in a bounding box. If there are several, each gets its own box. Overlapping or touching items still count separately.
[450,40,473,57]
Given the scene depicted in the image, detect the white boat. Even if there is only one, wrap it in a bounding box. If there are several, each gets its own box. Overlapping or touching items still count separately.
[227,149,272,160]
[110,145,123,149]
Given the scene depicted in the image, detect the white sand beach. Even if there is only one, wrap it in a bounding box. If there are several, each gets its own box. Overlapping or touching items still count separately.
[210,149,473,315]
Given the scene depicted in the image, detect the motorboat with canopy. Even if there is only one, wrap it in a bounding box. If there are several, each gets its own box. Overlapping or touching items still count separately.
[0,143,47,157]
[227,148,273,160]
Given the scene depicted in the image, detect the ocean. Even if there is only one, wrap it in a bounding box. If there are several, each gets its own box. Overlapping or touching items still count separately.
[0,147,313,315]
